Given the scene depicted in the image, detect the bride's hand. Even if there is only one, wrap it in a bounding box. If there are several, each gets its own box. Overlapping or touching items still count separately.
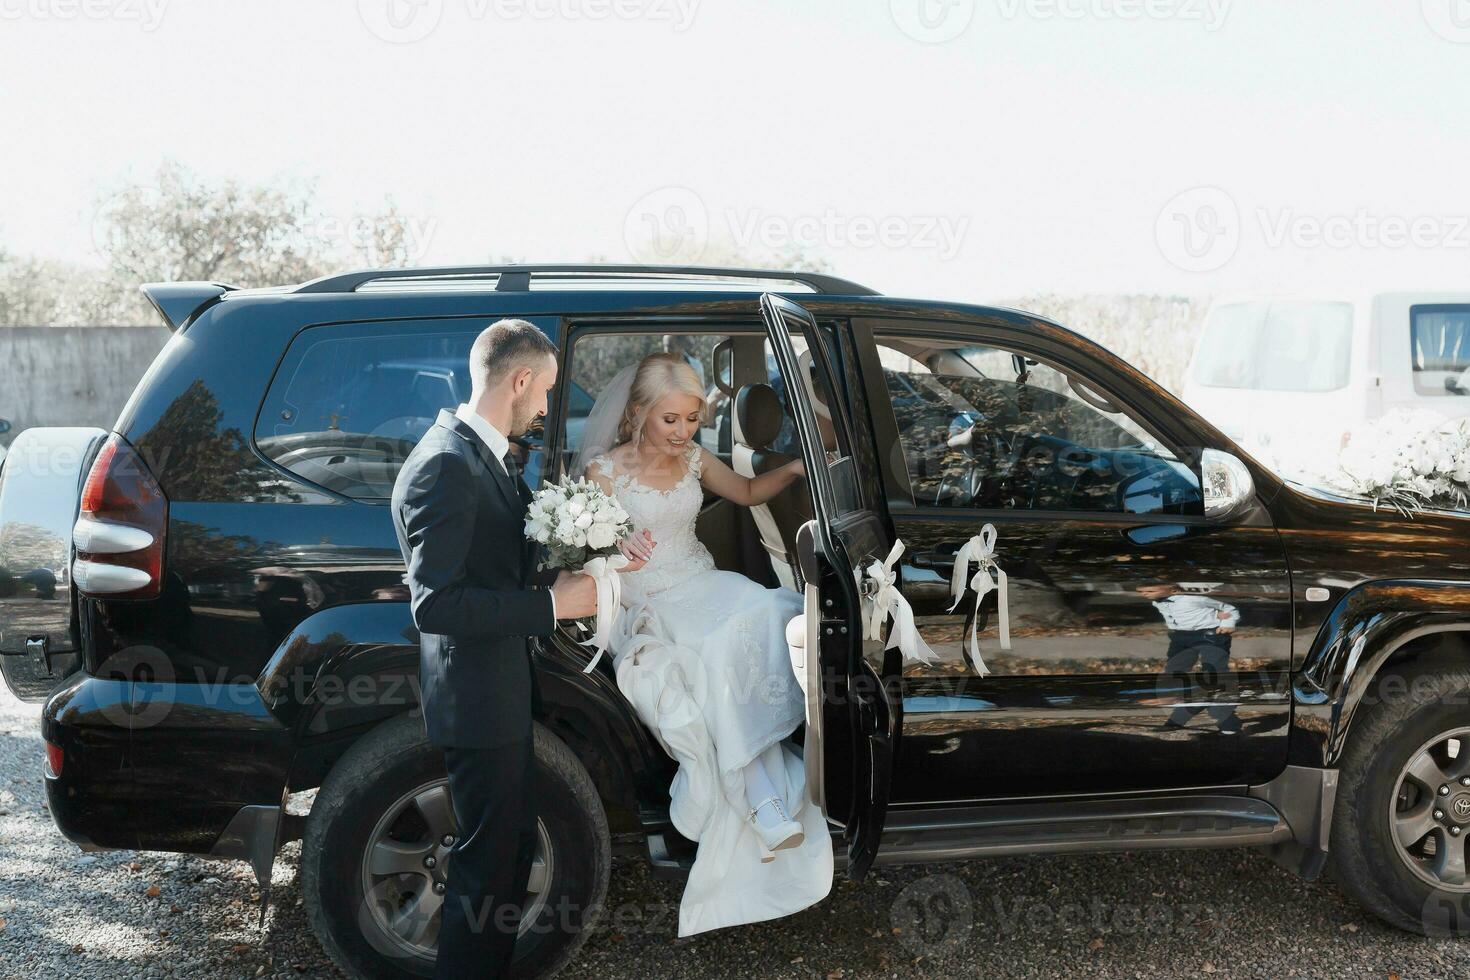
[618,528,656,572]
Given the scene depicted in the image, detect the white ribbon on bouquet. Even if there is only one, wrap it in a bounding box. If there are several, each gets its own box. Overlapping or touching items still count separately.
[859,538,940,667]
[578,553,630,673]
[947,523,1010,677]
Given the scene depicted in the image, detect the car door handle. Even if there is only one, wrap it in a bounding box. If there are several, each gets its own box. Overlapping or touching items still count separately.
[909,552,955,570]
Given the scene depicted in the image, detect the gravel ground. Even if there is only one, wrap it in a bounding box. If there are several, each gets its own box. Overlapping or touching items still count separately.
[3,687,1468,979]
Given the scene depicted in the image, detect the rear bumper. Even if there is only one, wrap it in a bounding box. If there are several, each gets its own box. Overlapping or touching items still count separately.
[40,672,294,856]
[40,674,136,851]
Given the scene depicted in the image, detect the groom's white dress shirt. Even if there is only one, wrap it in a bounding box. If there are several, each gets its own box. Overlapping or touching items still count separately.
[454,403,511,475]
[451,402,558,619]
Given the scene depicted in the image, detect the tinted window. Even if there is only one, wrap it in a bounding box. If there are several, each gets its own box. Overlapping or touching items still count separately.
[256,324,480,499]
[878,337,1201,515]
[1411,305,1470,395]
[1192,301,1353,392]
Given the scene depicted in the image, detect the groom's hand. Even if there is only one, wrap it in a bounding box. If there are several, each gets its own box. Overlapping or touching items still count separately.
[551,571,599,620]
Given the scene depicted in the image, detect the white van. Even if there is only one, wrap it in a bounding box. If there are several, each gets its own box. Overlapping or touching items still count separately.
[1180,293,1470,478]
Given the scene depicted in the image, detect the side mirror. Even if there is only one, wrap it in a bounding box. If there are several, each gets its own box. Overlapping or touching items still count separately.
[1201,449,1255,521]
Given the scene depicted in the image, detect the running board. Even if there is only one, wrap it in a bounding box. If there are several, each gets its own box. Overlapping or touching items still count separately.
[645,795,1291,879]
[858,795,1291,868]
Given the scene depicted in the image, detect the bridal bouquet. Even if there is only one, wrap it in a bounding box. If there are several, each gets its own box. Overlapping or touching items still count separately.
[525,476,633,569]
[524,477,634,672]
[1329,410,1470,515]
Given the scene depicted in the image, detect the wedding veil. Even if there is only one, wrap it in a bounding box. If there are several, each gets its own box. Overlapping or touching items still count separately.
[571,362,638,478]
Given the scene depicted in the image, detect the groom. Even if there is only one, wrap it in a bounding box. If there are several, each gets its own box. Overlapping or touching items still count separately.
[391,319,597,979]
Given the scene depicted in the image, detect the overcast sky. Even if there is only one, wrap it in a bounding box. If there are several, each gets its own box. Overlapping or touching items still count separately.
[2,0,1467,303]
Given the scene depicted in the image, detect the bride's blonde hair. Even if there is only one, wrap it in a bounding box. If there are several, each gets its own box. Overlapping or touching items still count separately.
[618,353,705,446]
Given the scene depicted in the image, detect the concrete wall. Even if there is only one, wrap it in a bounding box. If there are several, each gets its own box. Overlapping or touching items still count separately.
[0,326,170,444]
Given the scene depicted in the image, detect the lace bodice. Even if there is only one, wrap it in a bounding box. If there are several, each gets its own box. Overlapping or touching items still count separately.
[589,445,716,598]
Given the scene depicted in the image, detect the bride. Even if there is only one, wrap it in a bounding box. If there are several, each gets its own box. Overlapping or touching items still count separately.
[573,351,834,937]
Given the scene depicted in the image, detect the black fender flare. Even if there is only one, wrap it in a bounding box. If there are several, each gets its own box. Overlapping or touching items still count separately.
[1294,579,1470,768]
[255,601,667,823]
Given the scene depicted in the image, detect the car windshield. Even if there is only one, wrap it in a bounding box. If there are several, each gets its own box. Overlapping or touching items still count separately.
[1192,301,1354,392]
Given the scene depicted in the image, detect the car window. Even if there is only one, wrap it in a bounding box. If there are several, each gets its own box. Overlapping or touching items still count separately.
[560,332,730,479]
[1192,301,1354,392]
[876,337,1202,515]
[256,322,481,499]
[1411,305,1470,396]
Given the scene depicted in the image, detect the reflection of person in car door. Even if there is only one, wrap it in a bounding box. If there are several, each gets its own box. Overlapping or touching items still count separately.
[1137,583,1242,734]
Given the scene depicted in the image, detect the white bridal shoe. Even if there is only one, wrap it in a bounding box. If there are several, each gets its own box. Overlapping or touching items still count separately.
[751,796,804,859]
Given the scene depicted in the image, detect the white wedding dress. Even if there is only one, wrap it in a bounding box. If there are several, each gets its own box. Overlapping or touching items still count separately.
[586,444,834,937]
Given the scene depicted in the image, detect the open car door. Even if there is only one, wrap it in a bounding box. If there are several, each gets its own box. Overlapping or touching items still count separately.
[760,293,899,881]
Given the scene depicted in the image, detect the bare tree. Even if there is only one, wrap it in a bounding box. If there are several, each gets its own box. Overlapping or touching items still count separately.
[0,162,426,326]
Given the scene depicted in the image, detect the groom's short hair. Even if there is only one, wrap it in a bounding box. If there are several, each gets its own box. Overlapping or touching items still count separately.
[471,318,558,390]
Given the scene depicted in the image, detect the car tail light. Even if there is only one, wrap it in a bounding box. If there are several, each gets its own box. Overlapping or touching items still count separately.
[72,434,167,600]
[44,740,63,778]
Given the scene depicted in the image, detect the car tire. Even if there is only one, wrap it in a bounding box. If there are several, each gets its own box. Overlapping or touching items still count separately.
[301,712,611,978]
[1332,658,1470,937]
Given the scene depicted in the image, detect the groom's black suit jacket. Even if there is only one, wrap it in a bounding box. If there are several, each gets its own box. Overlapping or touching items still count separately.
[390,409,557,748]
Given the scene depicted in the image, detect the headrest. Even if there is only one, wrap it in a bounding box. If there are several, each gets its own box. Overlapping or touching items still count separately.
[733,383,783,450]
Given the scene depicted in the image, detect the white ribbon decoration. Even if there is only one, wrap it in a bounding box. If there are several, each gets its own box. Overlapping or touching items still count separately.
[947,523,1011,677]
[577,553,630,673]
[860,539,940,666]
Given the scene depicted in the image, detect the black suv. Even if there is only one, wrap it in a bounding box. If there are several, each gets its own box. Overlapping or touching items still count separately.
[4,265,1470,978]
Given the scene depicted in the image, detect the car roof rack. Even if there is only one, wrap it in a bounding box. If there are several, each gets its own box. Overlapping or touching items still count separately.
[293,264,881,296]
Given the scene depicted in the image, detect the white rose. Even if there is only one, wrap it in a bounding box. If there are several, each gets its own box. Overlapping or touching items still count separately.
[574,511,593,529]
[572,529,587,548]
[586,522,617,550]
